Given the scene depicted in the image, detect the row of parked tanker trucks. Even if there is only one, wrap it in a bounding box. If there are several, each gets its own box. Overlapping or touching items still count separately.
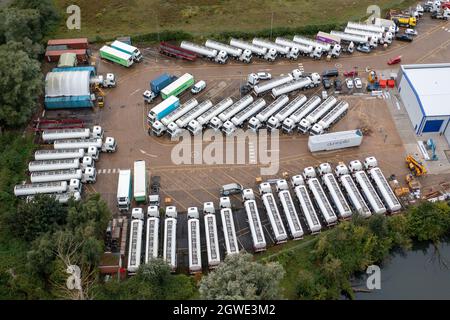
[13,126,117,203]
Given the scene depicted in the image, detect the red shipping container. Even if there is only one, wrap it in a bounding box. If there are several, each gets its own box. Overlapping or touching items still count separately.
[45,49,88,63]
[47,38,89,50]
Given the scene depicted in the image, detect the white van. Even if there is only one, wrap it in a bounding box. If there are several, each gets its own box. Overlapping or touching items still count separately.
[191,80,206,94]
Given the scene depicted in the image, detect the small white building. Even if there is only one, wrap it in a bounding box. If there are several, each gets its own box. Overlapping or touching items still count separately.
[397,64,450,145]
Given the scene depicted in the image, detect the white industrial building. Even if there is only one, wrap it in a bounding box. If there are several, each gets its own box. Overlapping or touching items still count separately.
[397,63,450,145]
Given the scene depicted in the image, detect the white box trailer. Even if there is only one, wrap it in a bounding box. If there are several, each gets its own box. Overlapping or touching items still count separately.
[163,206,178,272]
[127,208,144,274]
[180,41,228,64]
[298,96,338,133]
[219,197,239,256]
[291,175,322,234]
[230,38,277,61]
[168,100,213,137]
[308,129,363,152]
[275,37,313,56]
[310,101,349,135]
[253,74,294,96]
[259,183,288,244]
[210,95,254,130]
[205,39,252,63]
[133,160,147,203]
[282,95,321,134]
[145,206,160,262]
[349,160,386,215]
[30,168,96,184]
[223,98,266,136]
[188,97,234,135]
[117,169,132,212]
[242,189,266,252]
[29,158,80,172]
[187,207,202,274]
[275,180,304,239]
[330,31,369,44]
[335,164,372,218]
[34,148,85,161]
[152,98,198,136]
[248,95,289,131]
[317,163,352,219]
[203,202,221,269]
[364,157,401,213]
[267,94,307,130]
[14,180,81,197]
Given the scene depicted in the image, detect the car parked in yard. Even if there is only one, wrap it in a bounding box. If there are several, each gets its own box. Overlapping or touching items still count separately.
[334,79,343,91]
[356,44,371,53]
[346,78,354,89]
[405,28,418,36]
[388,55,402,65]
[322,69,339,78]
[354,78,363,89]
[322,77,332,89]
[191,80,206,94]
[344,70,358,77]
[396,34,413,42]
[257,72,272,80]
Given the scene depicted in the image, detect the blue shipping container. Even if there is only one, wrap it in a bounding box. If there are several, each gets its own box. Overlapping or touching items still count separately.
[150,73,177,95]
[45,95,93,109]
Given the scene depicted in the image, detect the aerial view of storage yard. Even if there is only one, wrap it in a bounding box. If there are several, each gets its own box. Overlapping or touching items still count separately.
[2,0,450,307]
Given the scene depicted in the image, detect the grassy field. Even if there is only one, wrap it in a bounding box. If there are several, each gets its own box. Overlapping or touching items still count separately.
[52,0,417,41]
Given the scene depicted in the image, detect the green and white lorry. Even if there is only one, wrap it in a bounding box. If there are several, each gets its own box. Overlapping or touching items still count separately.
[99,45,134,67]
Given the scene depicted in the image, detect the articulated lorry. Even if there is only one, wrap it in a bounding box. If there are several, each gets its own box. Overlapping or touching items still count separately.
[117,169,132,212]
[159,42,197,61]
[152,98,198,136]
[252,38,293,59]
[54,137,117,153]
[161,73,194,100]
[145,206,160,262]
[219,197,239,256]
[242,189,267,252]
[275,37,314,57]
[253,74,295,96]
[271,74,321,98]
[30,168,96,184]
[267,94,307,130]
[110,40,142,62]
[167,100,213,138]
[275,180,304,239]
[248,95,289,132]
[310,101,349,135]
[259,183,288,244]
[298,96,338,134]
[187,97,234,135]
[282,95,322,134]
[127,208,144,274]
[291,175,322,234]
[34,148,90,161]
[230,39,277,61]
[134,160,147,203]
[42,126,104,142]
[163,207,178,272]
[203,202,221,269]
[205,39,252,63]
[187,207,202,274]
[143,73,178,104]
[99,45,134,67]
[147,96,180,125]
[180,41,228,64]
[209,95,254,131]
[222,98,266,136]
[14,179,81,197]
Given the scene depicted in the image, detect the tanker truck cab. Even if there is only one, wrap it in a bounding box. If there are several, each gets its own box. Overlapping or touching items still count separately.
[69,178,82,194]
[240,49,252,63]
[216,50,228,64]
[151,121,166,137]
[265,48,277,62]
[102,137,117,152]
[208,117,223,131]
[89,126,104,139]
[331,44,341,58]
[287,47,300,60]
[81,156,95,170]
[311,47,323,60]
[87,146,99,161]
[298,118,312,133]
[82,166,97,183]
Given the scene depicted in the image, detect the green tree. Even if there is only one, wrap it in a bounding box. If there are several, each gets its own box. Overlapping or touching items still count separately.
[199,253,285,300]
[0,8,42,43]
[407,201,450,242]
[0,45,43,128]
[2,40,43,59]
[11,195,67,242]
[12,0,60,33]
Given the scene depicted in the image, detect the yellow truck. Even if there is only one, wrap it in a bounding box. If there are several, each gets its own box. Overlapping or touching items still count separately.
[391,15,417,27]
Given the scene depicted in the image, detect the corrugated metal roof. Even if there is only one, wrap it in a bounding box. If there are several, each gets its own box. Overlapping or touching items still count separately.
[45,71,91,97]
[58,53,77,68]
[402,63,450,117]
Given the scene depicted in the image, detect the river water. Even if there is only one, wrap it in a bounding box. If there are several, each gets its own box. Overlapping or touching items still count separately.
[353,241,450,300]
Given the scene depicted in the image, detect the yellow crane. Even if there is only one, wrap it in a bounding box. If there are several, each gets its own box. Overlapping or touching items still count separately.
[406,155,427,176]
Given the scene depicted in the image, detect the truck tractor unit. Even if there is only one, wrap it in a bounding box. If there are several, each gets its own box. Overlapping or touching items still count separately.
[282,95,321,134]
[267,94,307,130]
[222,98,266,136]
[209,95,254,131]
[298,96,338,134]
[143,73,178,104]
[205,39,252,63]
[42,126,104,142]
[230,38,277,61]
[252,38,292,59]
[180,41,228,64]
[248,95,289,132]
[188,97,234,135]
[310,101,349,135]
[152,98,198,136]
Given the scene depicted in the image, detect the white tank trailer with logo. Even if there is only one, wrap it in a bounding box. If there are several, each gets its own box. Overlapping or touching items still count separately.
[252,38,293,58]
[203,202,221,269]
[291,175,322,234]
[248,95,289,131]
[344,28,381,47]
[14,179,81,197]
[335,164,372,218]
[363,157,401,213]
[347,21,384,34]
[145,206,160,263]
[223,98,266,136]
[230,38,277,61]
[317,163,352,219]
[310,101,349,135]
[275,37,313,56]
[188,97,234,135]
[42,126,103,142]
[163,206,178,272]
[180,41,228,64]
[267,94,307,130]
[168,100,213,138]
[259,183,288,244]
[210,95,254,131]
[272,73,320,99]
[25,191,81,204]
[253,74,294,96]
[53,137,117,153]
[187,207,202,274]
[152,98,199,136]
[127,208,144,274]
[303,167,338,226]
[30,168,96,184]
[308,129,363,152]
[330,31,369,44]
[34,148,94,161]
[275,180,304,239]
[205,39,252,63]
[292,35,329,59]
[242,189,267,252]
[298,96,338,133]
[29,158,81,172]
[282,95,321,134]
[219,197,239,256]
[349,160,387,215]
